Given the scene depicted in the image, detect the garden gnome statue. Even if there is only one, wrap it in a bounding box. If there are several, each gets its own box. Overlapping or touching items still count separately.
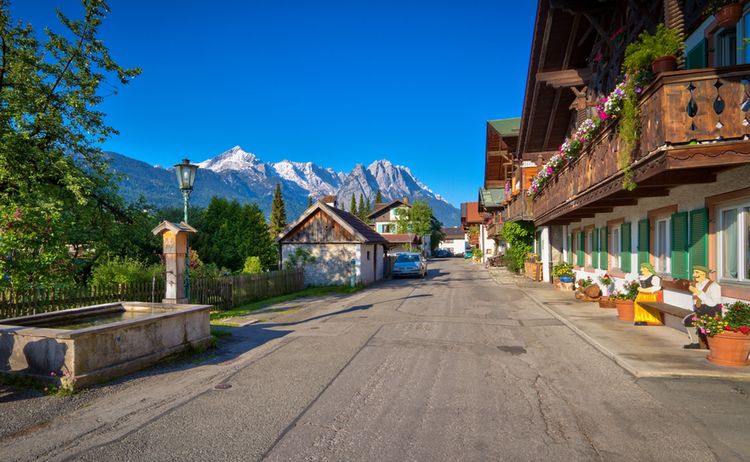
[683,265,722,349]
[633,262,663,326]
[152,221,198,304]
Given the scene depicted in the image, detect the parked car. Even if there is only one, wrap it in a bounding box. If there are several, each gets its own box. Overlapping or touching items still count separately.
[434,249,450,258]
[391,252,428,278]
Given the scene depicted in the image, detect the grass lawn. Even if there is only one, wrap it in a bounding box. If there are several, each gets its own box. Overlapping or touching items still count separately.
[210,285,361,321]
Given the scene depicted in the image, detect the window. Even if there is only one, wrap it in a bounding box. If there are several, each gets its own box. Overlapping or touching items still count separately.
[714,27,737,67]
[611,226,621,269]
[655,217,671,274]
[585,230,593,267]
[367,250,371,261]
[718,202,750,282]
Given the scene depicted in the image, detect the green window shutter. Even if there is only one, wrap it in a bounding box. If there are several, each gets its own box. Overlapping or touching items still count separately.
[685,39,707,70]
[591,228,601,269]
[600,227,608,270]
[577,231,585,267]
[637,219,650,267]
[671,211,689,279]
[567,234,573,264]
[689,208,708,269]
[621,222,632,273]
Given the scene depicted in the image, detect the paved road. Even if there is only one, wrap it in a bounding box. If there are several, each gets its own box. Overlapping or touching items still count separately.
[2,259,749,461]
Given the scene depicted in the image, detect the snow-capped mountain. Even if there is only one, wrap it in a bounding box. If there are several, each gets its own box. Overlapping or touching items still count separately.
[107,146,460,225]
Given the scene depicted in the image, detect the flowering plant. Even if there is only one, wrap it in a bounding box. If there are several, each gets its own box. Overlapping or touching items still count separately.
[527,76,633,197]
[598,273,614,287]
[695,301,750,337]
[577,276,594,288]
[612,280,639,301]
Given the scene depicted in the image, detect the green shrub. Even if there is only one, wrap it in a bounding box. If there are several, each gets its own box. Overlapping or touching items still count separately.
[90,257,162,287]
[501,221,534,273]
[552,262,574,278]
[242,256,263,274]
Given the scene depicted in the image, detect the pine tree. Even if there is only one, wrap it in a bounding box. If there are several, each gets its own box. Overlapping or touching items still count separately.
[307,196,313,207]
[375,190,383,204]
[270,184,287,237]
[364,196,372,218]
[357,194,365,220]
[350,194,357,214]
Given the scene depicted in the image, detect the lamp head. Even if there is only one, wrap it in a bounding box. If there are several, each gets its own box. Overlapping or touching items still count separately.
[174,158,198,191]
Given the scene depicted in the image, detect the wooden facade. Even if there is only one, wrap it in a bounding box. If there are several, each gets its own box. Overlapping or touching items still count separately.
[281,209,355,244]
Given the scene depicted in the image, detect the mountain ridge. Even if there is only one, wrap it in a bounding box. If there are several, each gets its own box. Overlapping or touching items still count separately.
[106,146,460,226]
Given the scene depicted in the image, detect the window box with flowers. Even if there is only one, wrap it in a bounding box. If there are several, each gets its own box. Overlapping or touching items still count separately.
[694,301,750,367]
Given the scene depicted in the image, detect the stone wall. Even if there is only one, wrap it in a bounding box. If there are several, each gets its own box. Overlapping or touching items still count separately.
[282,243,359,286]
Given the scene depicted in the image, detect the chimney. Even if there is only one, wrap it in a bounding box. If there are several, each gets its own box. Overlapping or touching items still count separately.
[321,195,337,208]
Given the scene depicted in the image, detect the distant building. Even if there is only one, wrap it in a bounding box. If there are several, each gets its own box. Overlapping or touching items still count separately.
[278,201,388,286]
[439,227,467,255]
[367,198,434,255]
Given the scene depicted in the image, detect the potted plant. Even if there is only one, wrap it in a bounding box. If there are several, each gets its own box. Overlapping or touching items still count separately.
[472,247,483,263]
[552,262,575,285]
[524,252,542,281]
[613,280,639,321]
[709,1,743,29]
[694,301,750,367]
[598,273,616,308]
[624,23,683,75]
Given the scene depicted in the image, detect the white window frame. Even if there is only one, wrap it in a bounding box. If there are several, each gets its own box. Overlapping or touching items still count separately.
[717,200,750,283]
[654,217,671,275]
[611,225,622,270]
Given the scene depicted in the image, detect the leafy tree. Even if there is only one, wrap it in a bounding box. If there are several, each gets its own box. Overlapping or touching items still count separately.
[0,0,140,288]
[375,190,383,204]
[395,200,433,252]
[270,183,287,237]
[193,197,277,272]
[350,194,357,214]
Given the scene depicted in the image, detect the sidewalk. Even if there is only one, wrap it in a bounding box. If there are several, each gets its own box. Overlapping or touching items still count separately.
[488,267,750,380]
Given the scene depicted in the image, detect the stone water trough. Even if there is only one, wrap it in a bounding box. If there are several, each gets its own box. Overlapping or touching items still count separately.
[0,301,211,389]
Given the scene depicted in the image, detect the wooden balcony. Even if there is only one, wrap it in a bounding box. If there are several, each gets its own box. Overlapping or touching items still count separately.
[533,65,750,225]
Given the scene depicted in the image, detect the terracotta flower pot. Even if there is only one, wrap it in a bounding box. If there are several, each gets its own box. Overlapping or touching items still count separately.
[715,3,743,29]
[599,296,616,309]
[615,299,635,321]
[651,56,677,75]
[706,330,750,367]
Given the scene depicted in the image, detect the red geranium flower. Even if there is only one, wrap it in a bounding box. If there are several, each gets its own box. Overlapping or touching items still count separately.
[740,326,750,334]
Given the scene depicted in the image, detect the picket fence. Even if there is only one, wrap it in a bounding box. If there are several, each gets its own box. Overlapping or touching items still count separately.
[0,268,304,320]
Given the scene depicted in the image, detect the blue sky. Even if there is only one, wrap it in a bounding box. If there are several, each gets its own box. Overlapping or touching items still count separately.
[12,0,535,207]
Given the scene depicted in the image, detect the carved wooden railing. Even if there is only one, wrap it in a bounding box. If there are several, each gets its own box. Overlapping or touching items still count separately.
[533,65,750,222]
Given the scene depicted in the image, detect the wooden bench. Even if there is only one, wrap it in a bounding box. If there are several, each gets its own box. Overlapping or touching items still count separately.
[639,301,692,320]
[639,301,709,347]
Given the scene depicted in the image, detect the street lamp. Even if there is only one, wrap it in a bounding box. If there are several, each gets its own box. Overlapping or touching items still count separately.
[173,158,198,301]
[174,158,198,223]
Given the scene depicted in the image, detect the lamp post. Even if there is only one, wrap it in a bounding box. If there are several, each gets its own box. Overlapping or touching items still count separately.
[174,158,198,301]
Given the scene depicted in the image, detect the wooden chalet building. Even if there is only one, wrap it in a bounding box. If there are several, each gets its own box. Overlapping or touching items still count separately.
[500,0,750,309]
[278,200,388,286]
[460,201,494,259]
[479,118,521,250]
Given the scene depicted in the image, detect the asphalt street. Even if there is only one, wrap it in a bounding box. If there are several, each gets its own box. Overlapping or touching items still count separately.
[1,259,749,461]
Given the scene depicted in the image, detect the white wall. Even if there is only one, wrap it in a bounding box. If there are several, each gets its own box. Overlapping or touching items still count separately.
[567,163,750,306]
[439,238,467,255]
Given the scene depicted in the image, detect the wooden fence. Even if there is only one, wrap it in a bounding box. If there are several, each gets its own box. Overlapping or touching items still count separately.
[0,268,304,320]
